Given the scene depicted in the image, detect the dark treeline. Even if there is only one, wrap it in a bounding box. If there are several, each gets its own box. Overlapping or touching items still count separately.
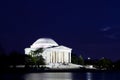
[0,50,45,69]
[71,53,120,70]
[0,51,25,68]
[0,50,120,70]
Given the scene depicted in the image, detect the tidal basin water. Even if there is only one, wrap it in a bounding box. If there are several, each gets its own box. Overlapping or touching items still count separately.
[1,72,120,80]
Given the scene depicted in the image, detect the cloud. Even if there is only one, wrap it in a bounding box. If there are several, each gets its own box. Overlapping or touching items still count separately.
[99,26,120,40]
[100,26,118,39]
[100,26,111,32]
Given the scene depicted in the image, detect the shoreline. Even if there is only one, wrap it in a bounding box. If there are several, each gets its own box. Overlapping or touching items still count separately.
[1,67,120,73]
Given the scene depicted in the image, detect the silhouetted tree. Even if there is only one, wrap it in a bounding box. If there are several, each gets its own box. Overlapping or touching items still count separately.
[25,48,45,68]
[114,60,120,70]
[0,44,8,68]
[78,55,84,65]
[31,48,43,57]
[0,54,9,68]
[9,51,25,67]
[36,55,45,67]
[71,53,79,64]
[25,55,35,66]
[97,57,112,70]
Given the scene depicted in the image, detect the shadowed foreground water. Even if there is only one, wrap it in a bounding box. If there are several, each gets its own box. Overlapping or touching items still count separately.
[1,72,120,80]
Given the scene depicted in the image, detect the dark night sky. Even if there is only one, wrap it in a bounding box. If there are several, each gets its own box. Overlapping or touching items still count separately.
[1,0,120,60]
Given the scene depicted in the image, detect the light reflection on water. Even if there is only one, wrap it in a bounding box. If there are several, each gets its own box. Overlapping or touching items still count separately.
[86,72,92,80]
[1,72,120,80]
[24,73,72,80]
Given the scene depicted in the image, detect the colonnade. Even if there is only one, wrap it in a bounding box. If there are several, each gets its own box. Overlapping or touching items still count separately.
[49,51,71,63]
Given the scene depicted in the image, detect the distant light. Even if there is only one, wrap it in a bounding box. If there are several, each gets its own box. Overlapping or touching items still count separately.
[88,57,91,60]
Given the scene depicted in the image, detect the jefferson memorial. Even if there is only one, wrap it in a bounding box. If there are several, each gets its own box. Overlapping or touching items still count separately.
[25,38,72,65]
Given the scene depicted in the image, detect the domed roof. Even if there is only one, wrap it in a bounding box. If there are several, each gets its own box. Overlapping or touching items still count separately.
[31,38,59,48]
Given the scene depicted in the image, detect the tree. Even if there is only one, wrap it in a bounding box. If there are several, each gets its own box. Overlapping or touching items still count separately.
[29,50,34,57]
[25,55,35,66]
[71,53,85,65]
[97,57,112,70]
[9,51,25,67]
[36,55,45,67]
[0,54,9,68]
[113,60,120,70]
[78,55,84,65]
[71,53,79,64]
[33,48,43,56]
[26,48,45,67]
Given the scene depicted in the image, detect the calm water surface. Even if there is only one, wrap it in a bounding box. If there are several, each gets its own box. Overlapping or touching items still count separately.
[1,72,120,80]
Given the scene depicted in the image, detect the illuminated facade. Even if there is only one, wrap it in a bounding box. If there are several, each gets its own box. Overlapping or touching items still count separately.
[25,38,72,64]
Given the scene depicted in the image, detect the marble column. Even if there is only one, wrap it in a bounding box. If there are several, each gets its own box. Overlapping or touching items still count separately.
[53,52,54,63]
[52,52,53,63]
[70,52,71,63]
[54,52,56,63]
[57,52,58,63]
[58,52,60,63]
[62,52,64,63]
[50,53,52,63]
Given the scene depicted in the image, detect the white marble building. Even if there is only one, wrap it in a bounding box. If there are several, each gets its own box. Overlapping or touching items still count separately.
[25,38,72,64]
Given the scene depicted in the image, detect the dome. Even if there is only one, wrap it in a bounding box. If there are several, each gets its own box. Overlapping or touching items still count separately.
[31,38,59,48]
